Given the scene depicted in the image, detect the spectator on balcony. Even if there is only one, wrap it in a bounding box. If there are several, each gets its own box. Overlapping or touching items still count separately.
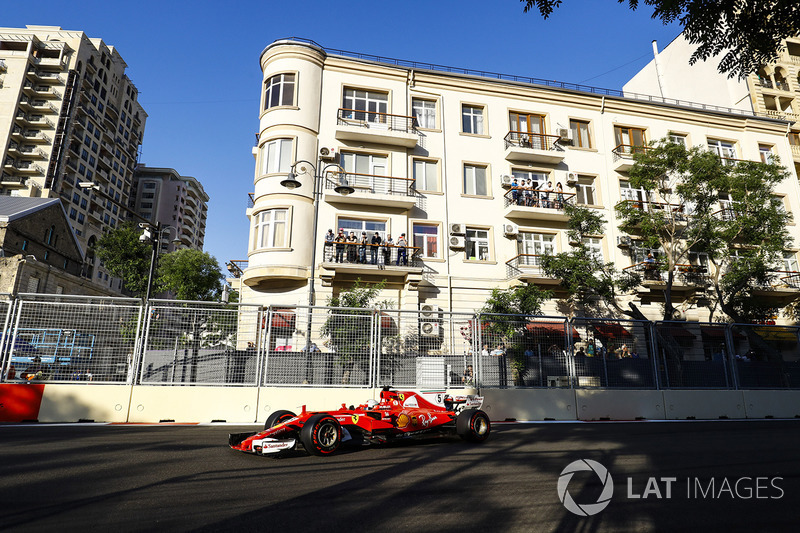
[359,232,368,263]
[324,229,335,261]
[334,229,346,263]
[347,231,358,262]
[383,234,393,265]
[555,182,564,209]
[644,253,657,280]
[396,233,408,265]
[511,178,521,205]
[542,181,553,208]
[370,232,381,264]
[525,179,535,206]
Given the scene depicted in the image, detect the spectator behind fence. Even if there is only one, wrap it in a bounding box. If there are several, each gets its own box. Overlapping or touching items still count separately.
[396,233,408,265]
[462,364,474,385]
[371,232,381,265]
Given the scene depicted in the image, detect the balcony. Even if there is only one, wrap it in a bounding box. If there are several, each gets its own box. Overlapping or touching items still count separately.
[0,174,28,189]
[22,83,62,99]
[791,144,800,161]
[5,161,45,175]
[318,243,423,288]
[335,108,418,148]
[8,144,48,160]
[505,254,561,285]
[323,171,417,210]
[16,129,51,144]
[503,131,565,164]
[616,199,692,224]
[622,262,709,293]
[751,270,800,305]
[611,144,649,172]
[503,187,575,222]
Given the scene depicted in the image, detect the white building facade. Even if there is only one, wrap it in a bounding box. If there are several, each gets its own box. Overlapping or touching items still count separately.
[240,38,800,322]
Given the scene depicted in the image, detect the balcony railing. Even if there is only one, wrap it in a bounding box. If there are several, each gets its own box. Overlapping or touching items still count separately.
[337,108,417,134]
[326,171,415,197]
[503,186,575,209]
[611,144,649,162]
[247,192,255,208]
[323,240,421,268]
[505,254,559,281]
[616,199,692,222]
[622,262,709,285]
[503,131,562,151]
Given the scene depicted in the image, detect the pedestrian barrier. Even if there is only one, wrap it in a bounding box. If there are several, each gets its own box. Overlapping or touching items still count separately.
[1,294,800,422]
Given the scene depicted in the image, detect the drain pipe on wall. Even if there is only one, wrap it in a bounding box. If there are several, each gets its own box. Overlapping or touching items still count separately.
[652,40,666,98]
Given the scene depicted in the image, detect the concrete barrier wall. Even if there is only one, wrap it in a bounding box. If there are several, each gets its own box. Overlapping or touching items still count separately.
[3,384,800,423]
[37,384,133,423]
[127,386,260,423]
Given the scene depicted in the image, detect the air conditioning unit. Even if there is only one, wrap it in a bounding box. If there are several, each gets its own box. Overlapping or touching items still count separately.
[557,128,573,143]
[420,321,442,337]
[420,304,440,319]
[503,223,519,236]
[449,236,466,249]
[500,174,514,188]
[449,223,465,235]
[319,147,336,160]
[617,236,632,248]
[566,172,579,185]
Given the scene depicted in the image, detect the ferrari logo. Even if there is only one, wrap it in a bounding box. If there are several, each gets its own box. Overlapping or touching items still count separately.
[398,393,405,401]
[351,415,359,424]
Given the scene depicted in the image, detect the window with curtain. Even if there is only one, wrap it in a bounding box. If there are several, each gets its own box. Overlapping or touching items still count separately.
[412,98,436,129]
[413,159,438,191]
[570,119,592,148]
[260,138,293,175]
[413,223,439,258]
[463,164,488,196]
[253,208,288,249]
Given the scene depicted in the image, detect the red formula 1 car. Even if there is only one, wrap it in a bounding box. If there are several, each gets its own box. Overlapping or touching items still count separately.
[229,387,491,456]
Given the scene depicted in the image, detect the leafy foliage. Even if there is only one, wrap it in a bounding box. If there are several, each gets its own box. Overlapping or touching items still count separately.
[320,279,392,383]
[157,249,224,301]
[521,0,800,78]
[94,222,152,297]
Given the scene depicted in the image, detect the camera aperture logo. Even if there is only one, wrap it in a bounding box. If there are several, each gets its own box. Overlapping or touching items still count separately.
[558,459,614,516]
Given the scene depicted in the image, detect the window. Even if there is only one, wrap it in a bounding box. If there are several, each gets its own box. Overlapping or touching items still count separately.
[413,159,438,192]
[466,228,491,261]
[512,169,548,193]
[668,133,687,147]
[570,120,592,148]
[582,237,603,261]
[759,144,775,164]
[413,223,438,258]
[620,180,647,203]
[412,98,436,129]
[463,164,488,196]
[509,112,546,148]
[632,242,662,264]
[707,139,737,164]
[27,277,40,293]
[144,182,156,189]
[518,232,554,265]
[338,217,386,239]
[574,176,596,205]
[783,252,799,273]
[462,105,485,135]
[341,152,388,192]
[614,126,647,151]
[260,138,293,175]
[789,132,800,146]
[264,73,295,109]
[69,208,77,220]
[342,88,388,123]
[77,213,85,224]
[253,208,289,249]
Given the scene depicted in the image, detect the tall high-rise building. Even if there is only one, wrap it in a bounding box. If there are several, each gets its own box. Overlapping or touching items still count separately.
[0,25,147,292]
[132,165,209,253]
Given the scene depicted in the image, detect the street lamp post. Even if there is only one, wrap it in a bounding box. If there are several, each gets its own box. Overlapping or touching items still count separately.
[279,161,353,378]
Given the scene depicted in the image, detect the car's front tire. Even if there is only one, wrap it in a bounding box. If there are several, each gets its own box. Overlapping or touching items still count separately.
[264,410,296,430]
[300,414,343,456]
[456,409,491,442]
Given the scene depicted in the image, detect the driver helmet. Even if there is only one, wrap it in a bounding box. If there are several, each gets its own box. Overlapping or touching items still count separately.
[366,399,379,409]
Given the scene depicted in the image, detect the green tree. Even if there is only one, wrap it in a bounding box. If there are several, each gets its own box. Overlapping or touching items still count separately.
[157,249,224,301]
[480,284,551,385]
[616,138,726,320]
[320,279,392,384]
[540,203,624,317]
[94,222,151,297]
[521,0,800,78]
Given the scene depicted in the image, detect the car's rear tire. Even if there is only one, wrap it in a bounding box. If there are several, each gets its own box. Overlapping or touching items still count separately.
[456,409,491,442]
[300,414,343,456]
[264,410,296,430]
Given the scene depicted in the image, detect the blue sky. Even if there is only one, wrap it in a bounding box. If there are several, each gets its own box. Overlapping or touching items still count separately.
[4,0,682,270]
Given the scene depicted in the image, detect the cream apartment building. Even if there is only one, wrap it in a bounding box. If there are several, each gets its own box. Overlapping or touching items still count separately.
[0,26,147,292]
[624,34,800,176]
[240,38,800,321]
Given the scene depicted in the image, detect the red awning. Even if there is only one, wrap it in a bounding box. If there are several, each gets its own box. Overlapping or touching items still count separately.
[526,322,581,339]
[380,313,397,333]
[270,309,296,330]
[592,323,633,338]
[700,327,745,340]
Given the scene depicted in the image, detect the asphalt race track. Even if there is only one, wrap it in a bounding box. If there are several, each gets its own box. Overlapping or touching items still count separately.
[1,420,799,532]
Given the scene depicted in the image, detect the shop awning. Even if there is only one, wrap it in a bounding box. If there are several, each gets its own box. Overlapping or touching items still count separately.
[700,327,745,340]
[752,327,799,342]
[270,309,296,330]
[657,325,696,338]
[526,322,581,339]
[380,313,397,334]
[592,323,633,338]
